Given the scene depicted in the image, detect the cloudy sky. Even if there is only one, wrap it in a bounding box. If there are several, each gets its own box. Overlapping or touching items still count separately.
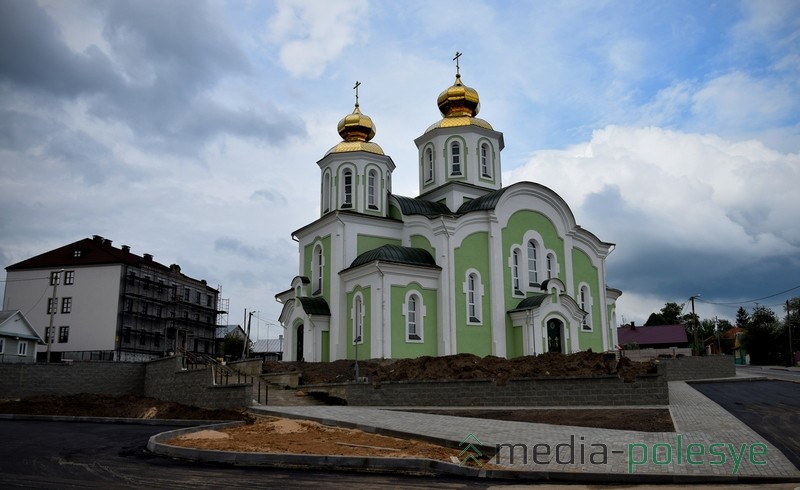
[1,0,798,338]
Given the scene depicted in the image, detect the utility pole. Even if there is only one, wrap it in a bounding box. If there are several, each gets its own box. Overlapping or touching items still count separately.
[46,269,63,363]
[787,300,794,367]
[242,310,254,359]
[690,294,700,356]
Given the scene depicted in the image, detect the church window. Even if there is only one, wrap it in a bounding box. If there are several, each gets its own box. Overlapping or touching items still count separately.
[403,291,424,342]
[367,169,378,210]
[322,172,331,213]
[511,248,522,295]
[342,169,353,208]
[527,240,538,287]
[425,147,434,182]
[580,285,592,331]
[546,253,555,280]
[450,141,461,176]
[465,271,482,323]
[312,244,324,295]
[480,143,491,178]
[353,294,364,344]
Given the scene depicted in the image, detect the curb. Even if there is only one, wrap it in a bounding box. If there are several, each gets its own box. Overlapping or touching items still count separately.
[0,413,239,426]
[146,420,800,484]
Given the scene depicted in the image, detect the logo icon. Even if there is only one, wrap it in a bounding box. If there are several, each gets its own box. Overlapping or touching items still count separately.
[459,433,483,467]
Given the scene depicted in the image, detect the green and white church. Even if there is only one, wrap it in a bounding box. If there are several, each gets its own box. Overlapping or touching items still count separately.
[276,64,621,362]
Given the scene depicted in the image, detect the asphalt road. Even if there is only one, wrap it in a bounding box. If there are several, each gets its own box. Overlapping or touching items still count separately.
[690,379,800,471]
[0,420,489,489]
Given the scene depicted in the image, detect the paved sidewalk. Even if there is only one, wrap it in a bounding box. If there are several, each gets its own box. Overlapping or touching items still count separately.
[251,381,800,481]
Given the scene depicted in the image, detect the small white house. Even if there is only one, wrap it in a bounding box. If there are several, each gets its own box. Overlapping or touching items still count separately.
[0,310,45,363]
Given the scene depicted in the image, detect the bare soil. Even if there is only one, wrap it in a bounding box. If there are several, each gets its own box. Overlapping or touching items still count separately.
[264,351,656,386]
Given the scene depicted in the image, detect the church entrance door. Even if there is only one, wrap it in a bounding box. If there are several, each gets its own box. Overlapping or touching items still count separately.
[546,319,563,353]
[295,324,304,361]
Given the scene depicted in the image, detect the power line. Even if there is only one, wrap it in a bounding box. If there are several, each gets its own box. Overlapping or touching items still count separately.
[696,284,800,306]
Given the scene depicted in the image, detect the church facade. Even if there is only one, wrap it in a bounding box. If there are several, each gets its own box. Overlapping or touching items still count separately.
[276,66,621,362]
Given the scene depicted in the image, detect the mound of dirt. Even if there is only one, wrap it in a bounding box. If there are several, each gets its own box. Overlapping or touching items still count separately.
[0,393,251,421]
[264,351,656,385]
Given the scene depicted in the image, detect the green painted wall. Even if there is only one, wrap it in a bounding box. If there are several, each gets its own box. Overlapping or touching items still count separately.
[454,232,492,356]
[303,234,332,303]
[410,234,435,257]
[321,331,330,362]
[346,286,371,360]
[508,324,524,358]
[572,248,603,352]
[356,235,402,257]
[390,283,438,358]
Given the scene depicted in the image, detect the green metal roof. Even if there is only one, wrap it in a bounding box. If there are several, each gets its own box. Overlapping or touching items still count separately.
[392,195,452,217]
[298,297,331,316]
[349,244,439,269]
[457,187,508,213]
[509,293,549,312]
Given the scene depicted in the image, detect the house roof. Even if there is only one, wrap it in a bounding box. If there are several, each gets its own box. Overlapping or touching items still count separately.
[215,325,245,338]
[252,338,283,353]
[348,244,439,270]
[509,294,549,312]
[617,324,689,346]
[0,310,45,343]
[391,187,508,218]
[298,297,331,316]
[457,187,507,213]
[6,235,217,291]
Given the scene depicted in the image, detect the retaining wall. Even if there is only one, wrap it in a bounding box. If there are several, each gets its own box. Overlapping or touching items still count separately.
[304,370,668,407]
[659,355,735,381]
[0,361,145,397]
[144,357,251,410]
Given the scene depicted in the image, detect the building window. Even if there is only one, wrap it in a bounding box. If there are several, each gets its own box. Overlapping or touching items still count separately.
[527,241,539,287]
[465,271,482,324]
[195,291,201,304]
[141,303,149,315]
[157,279,164,294]
[155,305,162,318]
[322,171,331,213]
[0,338,4,354]
[128,272,136,284]
[580,285,592,331]
[547,253,556,280]
[61,297,72,314]
[511,248,522,295]
[139,330,146,345]
[367,169,378,210]
[425,147,434,182]
[44,326,54,344]
[480,143,491,177]
[312,243,324,295]
[143,275,150,290]
[450,141,461,176]
[47,298,57,315]
[184,287,190,301]
[18,341,28,356]
[342,169,353,208]
[402,291,424,342]
[352,294,364,344]
[64,271,75,285]
[49,271,61,285]
[154,332,161,348]
[206,295,212,307]
[122,327,131,343]
[73,249,82,258]
[58,326,69,343]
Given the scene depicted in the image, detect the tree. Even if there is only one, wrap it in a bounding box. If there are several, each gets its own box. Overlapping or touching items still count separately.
[735,307,750,328]
[644,302,686,326]
[221,332,253,360]
[743,305,782,365]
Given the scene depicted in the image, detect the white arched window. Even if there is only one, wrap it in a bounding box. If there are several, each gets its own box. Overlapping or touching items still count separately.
[527,240,538,287]
[425,147,434,182]
[546,253,555,280]
[322,172,331,213]
[352,294,364,344]
[312,243,324,295]
[403,291,424,342]
[511,248,522,295]
[480,143,490,177]
[464,270,483,324]
[367,169,378,210]
[342,169,353,208]
[580,284,593,330]
[450,141,461,176]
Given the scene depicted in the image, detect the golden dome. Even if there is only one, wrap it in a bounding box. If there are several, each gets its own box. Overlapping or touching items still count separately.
[437,74,480,118]
[327,102,384,156]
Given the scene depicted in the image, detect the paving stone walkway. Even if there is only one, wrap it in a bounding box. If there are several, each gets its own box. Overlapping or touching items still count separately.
[251,380,800,480]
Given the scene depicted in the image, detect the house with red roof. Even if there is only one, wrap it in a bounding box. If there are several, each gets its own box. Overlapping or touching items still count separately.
[617,322,690,359]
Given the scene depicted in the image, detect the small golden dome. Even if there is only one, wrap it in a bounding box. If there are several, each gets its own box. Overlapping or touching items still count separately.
[437,74,480,118]
[337,104,376,143]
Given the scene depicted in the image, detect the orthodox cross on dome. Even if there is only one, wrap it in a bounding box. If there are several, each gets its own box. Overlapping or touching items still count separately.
[353,80,361,108]
[453,51,462,77]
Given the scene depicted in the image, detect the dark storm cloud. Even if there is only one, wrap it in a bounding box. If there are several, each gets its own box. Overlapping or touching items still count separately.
[0,0,304,153]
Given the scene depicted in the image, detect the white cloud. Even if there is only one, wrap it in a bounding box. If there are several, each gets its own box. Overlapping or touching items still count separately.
[265,0,368,78]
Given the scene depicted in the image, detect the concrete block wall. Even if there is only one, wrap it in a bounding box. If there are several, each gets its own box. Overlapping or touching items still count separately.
[305,372,668,407]
[0,362,145,398]
[659,355,735,381]
[143,357,252,410]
